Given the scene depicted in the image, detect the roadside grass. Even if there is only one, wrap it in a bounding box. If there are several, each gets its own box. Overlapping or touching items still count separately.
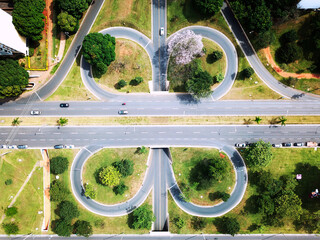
[168,38,226,92]
[169,148,320,234]
[91,0,151,38]
[82,148,148,204]
[223,49,282,100]
[170,148,235,205]
[29,37,47,70]
[0,150,43,234]
[1,116,320,127]
[167,0,234,44]
[47,55,98,101]
[96,39,151,93]
[48,149,150,234]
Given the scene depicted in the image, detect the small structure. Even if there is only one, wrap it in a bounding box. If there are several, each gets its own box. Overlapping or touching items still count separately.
[296,174,302,180]
[298,0,320,9]
[0,9,28,56]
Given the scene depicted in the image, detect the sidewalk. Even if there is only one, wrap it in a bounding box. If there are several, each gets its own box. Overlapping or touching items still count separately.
[40,149,50,232]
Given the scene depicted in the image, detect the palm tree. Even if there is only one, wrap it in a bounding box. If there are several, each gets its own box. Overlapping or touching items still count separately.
[57,117,68,126]
[243,118,253,125]
[278,116,287,126]
[12,117,21,126]
[254,116,262,124]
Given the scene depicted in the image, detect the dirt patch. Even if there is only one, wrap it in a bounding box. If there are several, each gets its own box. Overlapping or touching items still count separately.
[120,0,134,18]
[117,40,133,58]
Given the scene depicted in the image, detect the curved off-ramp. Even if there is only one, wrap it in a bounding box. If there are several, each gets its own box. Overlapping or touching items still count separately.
[80,26,237,101]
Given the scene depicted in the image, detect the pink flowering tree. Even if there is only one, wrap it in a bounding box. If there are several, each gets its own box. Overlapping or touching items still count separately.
[168,30,204,65]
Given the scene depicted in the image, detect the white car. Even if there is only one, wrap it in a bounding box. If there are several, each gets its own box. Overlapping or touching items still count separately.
[30,110,41,115]
[160,27,164,36]
[0,145,8,149]
[272,144,282,148]
[235,143,246,148]
[8,145,17,149]
[64,145,74,149]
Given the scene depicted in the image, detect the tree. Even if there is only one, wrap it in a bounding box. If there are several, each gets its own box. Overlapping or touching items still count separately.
[168,30,204,65]
[254,116,262,124]
[82,33,116,77]
[191,217,207,230]
[278,116,287,126]
[57,12,78,33]
[257,195,275,215]
[2,222,19,235]
[98,166,121,187]
[252,30,276,49]
[52,219,73,237]
[117,79,127,88]
[275,192,302,220]
[56,0,90,19]
[276,43,302,63]
[5,179,12,185]
[0,59,29,99]
[193,0,223,16]
[242,67,254,78]
[186,70,213,99]
[73,220,93,237]
[245,140,273,168]
[209,191,230,202]
[130,77,143,86]
[280,29,298,45]
[12,117,21,126]
[137,146,147,154]
[57,117,68,126]
[113,182,128,195]
[50,180,70,202]
[208,50,223,63]
[84,183,96,199]
[131,204,155,229]
[174,217,186,229]
[57,201,80,222]
[50,156,69,175]
[5,207,18,217]
[112,159,134,177]
[12,0,45,41]
[214,73,224,83]
[217,217,240,236]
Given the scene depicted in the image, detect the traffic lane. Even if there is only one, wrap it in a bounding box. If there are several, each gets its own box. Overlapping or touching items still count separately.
[152,148,161,230]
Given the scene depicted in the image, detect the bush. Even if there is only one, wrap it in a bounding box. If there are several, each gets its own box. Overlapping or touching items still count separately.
[5,179,12,185]
[2,222,19,235]
[279,30,298,45]
[276,43,302,63]
[57,201,80,222]
[214,73,224,83]
[137,146,147,154]
[29,48,34,56]
[191,217,207,230]
[73,220,93,237]
[52,219,72,237]
[216,216,240,236]
[94,219,105,228]
[117,79,127,88]
[50,180,70,202]
[99,166,121,187]
[131,204,155,229]
[113,182,128,195]
[112,159,134,177]
[174,217,186,229]
[84,183,96,199]
[50,156,69,175]
[5,207,18,217]
[242,67,254,78]
[208,50,223,63]
[130,76,143,86]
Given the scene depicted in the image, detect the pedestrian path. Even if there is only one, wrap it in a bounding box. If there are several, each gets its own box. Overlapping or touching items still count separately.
[40,149,50,232]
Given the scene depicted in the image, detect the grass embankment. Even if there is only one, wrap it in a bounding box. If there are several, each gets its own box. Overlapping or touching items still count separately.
[1,116,320,126]
[82,148,149,204]
[169,148,320,234]
[96,39,151,93]
[91,0,151,38]
[48,149,150,234]
[0,150,43,234]
[171,148,235,205]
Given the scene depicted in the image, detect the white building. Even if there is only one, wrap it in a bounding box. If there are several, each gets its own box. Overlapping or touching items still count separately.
[0,8,28,56]
[297,0,320,9]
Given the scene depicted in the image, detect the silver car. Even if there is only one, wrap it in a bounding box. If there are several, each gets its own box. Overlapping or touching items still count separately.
[30,110,41,115]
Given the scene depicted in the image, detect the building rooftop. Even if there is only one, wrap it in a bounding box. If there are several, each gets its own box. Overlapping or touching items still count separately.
[298,0,320,9]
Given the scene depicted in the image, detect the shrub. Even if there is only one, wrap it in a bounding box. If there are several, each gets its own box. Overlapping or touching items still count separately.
[94,219,105,228]
[208,50,223,63]
[57,201,80,222]
[209,191,230,202]
[117,79,127,88]
[2,222,19,235]
[29,48,34,56]
[174,216,186,229]
[276,43,302,63]
[191,217,207,230]
[113,182,128,195]
[5,179,12,185]
[131,204,155,229]
[214,73,224,83]
[5,207,18,217]
[98,166,121,187]
[280,29,298,45]
[242,67,254,78]
[112,159,134,177]
[216,216,240,236]
[50,156,69,175]
[73,220,93,237]
[84,183,96,199]
[130,77,143,86]
[50,180,70,202]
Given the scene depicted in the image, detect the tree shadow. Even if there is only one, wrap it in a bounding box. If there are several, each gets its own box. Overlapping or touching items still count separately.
[94,167,104,185]
[127,212,134,229]
[244,195,260,214]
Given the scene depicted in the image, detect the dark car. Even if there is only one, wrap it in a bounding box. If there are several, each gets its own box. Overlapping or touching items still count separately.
[282,142,292,147]
[54,144,64,149]
[17,145,28,149]
[294,142,304,147]
[60,103,69,108]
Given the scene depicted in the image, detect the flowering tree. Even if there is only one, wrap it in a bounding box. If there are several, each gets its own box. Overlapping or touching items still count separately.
[168,30,204,65]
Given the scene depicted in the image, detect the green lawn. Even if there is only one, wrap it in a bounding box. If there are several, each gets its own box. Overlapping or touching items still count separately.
[48,149,150,234]
[0,150,43,234]
[91,0,151,38]
[95,39,151,93]
[170,148,235,205]
[82,148,149,204]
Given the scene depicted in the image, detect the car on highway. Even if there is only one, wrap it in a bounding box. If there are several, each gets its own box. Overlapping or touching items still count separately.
[0,145,7,149]
[282,142,292,147]
[118,110,128,115]
[272,144,282,148]
[60,103,69,108]
[235,143,246,148]
[294,142,304,147]
[64,145,74,149]
[8,145,17,149]
[30,110,41,115]
[17,145,28,149]
[160,27,164,36]
[54,144,64,149]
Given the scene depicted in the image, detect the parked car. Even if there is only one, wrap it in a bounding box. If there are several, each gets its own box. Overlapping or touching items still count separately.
[294,142,304,147]
[54,144,64,149]
[64,145,74,149]
[272,144,282,148]
[8,145,17,149]
[282,143,292,147]
[0,145,8,149]
[30,110,41,115]
[17,145,28,149]
[307,142,318,147]
[118,110,128,115]
[60,103,69,108]
[235,143,246,148]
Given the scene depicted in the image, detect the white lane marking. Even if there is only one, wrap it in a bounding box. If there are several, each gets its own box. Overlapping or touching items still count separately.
[35,91,42,101]
[158,132,166,134]
[141,132,148,134]
[71,132,78,135]
[175,132,182,134]
[106,132,113,134]
[193,132,200,134]
[53,133,60,135]
[145,40,151,48]
[83,147,93,154]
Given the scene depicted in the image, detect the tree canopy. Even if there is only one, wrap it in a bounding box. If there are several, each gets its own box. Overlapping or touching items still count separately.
[56,0,91,19]
[12,0,45,41]
[74,220,93,237]
[50,180,70,202]
[57,12,78,33]
[186,70,213,99]
[99,166,121,187]
[193,0,223,16]
[217,217,240,236]
[2,222,19,235]
[131,204,155,229]
[50,156,69,175]
[245,140,273,168]
[57,201,80,222]
[112,159,134,177]
[52,219,73,237]
[82,33,116,78]
[84,183,96,199]
[0,59,29,99]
